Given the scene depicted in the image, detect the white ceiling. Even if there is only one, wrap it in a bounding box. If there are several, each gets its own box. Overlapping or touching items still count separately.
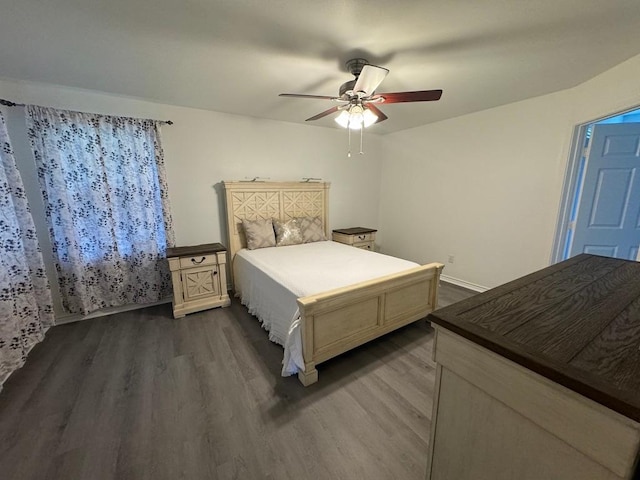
[1,0,640,134]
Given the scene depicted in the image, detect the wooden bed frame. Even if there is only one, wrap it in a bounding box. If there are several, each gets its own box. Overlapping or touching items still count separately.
[223,181,444,386]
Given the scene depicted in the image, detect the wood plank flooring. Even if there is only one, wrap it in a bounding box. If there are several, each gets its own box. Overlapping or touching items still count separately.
[0,282,475,480]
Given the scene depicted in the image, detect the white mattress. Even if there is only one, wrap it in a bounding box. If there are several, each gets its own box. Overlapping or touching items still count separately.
[234,241,419,376]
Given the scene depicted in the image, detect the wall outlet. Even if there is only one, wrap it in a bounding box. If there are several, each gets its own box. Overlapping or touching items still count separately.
[448,254,455,263]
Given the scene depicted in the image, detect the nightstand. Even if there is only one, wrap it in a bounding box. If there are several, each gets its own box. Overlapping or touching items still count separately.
[167,243,231,318]
[332,227,377,251]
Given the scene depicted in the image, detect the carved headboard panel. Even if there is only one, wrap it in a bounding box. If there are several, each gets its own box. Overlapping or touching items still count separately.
[222,181,331,268]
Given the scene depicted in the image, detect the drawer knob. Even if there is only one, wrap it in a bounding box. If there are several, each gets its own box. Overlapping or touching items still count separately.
[191,256,206,264]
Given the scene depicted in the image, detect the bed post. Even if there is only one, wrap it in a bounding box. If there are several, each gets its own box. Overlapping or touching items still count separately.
[431,264,444,310]
[298,363,318,386]
[297,297,319,386]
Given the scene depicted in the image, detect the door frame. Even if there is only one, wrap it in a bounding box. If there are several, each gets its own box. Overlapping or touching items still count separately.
[551,105,640,263]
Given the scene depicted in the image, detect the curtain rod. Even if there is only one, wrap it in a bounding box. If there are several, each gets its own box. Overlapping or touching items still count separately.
[0,99,173,125]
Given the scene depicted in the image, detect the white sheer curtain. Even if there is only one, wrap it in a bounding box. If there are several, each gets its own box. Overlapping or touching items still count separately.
[0,110,54,385]
[26,106,175,315]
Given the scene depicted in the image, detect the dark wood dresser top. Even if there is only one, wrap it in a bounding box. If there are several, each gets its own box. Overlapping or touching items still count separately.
[332,227,378,235]
[428,254,640,422]
[166,242,226,258]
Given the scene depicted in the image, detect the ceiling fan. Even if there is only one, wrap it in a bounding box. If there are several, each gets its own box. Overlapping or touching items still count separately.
[279,58,443,130]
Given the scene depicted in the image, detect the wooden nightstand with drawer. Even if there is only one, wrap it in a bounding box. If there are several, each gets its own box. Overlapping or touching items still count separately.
[167,243,231,318]
[332,227,377,251]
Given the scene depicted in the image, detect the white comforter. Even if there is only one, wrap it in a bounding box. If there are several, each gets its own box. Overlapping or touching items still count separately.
[234,241,419,376]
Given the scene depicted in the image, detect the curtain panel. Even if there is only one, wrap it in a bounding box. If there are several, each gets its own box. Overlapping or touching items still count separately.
[0,111,54,384]
[26,106,175,315]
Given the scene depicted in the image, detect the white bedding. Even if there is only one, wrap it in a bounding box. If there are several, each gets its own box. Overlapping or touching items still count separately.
[234,241,419,376]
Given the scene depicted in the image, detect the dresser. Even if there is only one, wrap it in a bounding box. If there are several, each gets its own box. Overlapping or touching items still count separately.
[332,227,377,251]
[426,254,640,480]
[167,243,231,318]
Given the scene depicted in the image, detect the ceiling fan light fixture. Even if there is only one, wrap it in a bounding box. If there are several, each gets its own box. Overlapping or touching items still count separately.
[334,105,378,130]
[334,109,351,128]
[363,107,378,127]
[349,107,364,130]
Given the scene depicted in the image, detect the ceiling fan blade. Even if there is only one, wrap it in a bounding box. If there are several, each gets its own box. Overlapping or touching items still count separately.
[366,104,388,123]
[279,93,341,101]
[306,106,340,121]
[353,65,389,97]
[375,90,443,103]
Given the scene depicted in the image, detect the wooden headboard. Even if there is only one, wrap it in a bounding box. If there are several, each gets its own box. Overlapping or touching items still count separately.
[222,181,331,264]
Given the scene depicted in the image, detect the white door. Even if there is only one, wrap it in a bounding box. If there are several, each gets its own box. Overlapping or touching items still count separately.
[570,122,640,260]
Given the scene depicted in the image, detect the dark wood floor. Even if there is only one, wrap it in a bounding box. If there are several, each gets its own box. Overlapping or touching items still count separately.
[0,282,475,480]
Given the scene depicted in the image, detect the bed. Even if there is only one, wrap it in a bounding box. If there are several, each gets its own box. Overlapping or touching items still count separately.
[223,180,444,386]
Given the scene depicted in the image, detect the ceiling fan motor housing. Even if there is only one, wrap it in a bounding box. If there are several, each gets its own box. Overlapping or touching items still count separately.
[339,79,356,97]
[345,58,369,76]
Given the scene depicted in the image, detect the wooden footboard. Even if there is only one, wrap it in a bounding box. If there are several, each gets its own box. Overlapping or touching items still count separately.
[295,262,444,386]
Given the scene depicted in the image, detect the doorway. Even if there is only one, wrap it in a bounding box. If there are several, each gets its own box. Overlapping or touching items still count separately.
[553,108,640,262]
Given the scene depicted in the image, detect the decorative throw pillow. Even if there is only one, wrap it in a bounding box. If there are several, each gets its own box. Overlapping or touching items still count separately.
[273,218,303,246]
[297,216,326,243]
[242,218,276,250]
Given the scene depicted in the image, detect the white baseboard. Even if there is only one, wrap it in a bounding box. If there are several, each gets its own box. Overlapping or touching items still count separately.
[440,274,489,293]
[55,297,172,325]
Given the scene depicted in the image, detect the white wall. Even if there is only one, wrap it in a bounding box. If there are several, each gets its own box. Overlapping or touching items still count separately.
[378,53,640,290]
[0,78,383,319]
[4,50,639,313]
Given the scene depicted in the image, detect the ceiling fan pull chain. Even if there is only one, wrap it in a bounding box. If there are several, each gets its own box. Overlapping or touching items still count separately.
[347,122,352,157]
[359,125,364,155]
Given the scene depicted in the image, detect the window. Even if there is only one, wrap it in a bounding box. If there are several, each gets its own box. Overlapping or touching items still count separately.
[26,106,174,315]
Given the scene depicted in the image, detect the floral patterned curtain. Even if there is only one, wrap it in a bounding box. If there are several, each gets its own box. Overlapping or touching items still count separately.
[0,110,54,384]
[26,106,175,315]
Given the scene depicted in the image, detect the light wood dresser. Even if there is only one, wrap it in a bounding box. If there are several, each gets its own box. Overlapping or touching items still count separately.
[332,227,377,251]
[167,243,230,318]
[426,254,640,480]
